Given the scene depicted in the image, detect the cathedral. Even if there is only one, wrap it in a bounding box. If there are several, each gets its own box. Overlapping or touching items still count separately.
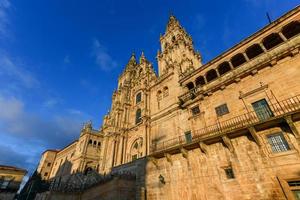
[31,5,300,200]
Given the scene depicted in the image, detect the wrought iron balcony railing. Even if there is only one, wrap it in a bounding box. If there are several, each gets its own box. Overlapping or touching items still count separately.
[151,95,300,153]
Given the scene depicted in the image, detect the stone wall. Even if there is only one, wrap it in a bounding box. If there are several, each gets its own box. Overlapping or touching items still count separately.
[146,128,300,200]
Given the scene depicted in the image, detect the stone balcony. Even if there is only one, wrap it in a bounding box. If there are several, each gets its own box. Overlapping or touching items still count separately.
[150,94,300,158]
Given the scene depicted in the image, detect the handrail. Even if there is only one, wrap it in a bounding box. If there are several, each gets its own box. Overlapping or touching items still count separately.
[151,95,300,153]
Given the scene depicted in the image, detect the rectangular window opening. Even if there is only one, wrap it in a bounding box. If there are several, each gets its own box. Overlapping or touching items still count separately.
[191,106,200,116]
[252,99,274,121]
[267,132,290,153]
[185,131,192,143]
[224,168,235,179]
[215,104,229,117]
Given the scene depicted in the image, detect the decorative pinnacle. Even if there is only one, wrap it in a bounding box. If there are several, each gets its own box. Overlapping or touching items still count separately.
[140,51,148,64]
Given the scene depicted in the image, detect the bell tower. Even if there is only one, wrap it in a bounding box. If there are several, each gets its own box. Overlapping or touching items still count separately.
[157,15,202,77]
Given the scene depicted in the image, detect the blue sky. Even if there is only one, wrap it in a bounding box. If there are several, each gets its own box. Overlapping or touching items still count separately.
[0,0,299,178]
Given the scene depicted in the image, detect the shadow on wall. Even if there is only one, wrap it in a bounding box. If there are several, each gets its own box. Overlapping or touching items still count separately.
[54,159,73,177]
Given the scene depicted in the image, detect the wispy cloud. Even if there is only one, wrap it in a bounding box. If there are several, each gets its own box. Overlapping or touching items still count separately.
[42,98,60,108]
[92,38,118,71]
[0,0,11,38]
[0,54,39,89]
[0,94,84,146]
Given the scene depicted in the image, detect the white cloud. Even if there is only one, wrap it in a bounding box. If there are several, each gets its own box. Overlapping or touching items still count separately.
[0,95,23,120]
[92,38,118,71]
[0,93,88,147]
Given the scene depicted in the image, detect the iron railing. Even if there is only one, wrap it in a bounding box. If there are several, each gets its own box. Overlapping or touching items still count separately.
[151,95,300,153]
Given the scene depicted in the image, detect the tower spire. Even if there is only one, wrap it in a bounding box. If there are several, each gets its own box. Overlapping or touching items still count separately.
[124,53,137,72]
[166,14,183,33]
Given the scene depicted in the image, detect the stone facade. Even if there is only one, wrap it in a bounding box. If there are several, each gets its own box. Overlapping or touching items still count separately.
[0,165,27,200]
[35,6,300,200]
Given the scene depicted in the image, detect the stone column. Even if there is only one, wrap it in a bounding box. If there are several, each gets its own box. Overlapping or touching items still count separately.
[259,43,268,52]
[243,52,250,61]
[278,32,287,41]
[228,61,234,69]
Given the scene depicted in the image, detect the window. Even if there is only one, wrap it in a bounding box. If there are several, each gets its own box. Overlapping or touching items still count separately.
[130,138,142,162]
[97,142,101,147]
[134,142,139,149]
[246,44,264,59]
[47,162,51,167]
[289,181,300,187]
[218,62,231,75]
[185,131,192,143]
[191,106,200,116]
[282,21,300,39]
[206,69,218,82]
[135,109,142,124]
[288,180,300,199]
[267,133,290,153]
[215,104,229,116]
[252,99,273,121]
[136,92,142,104]
[0,180,10,189]
[88,139,92,144]
[262,33,284,50]
[157,90,162,101]
[163,87,169,97]
[93,141,97,146]
[231,53,246,68]
[186,82,194,90]
[195,76,205,86]
[224,168,235,179]
[132,154,138,161]
[44,172,48,177]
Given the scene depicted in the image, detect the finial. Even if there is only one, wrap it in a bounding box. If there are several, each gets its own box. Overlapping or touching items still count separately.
[140,51,146,63]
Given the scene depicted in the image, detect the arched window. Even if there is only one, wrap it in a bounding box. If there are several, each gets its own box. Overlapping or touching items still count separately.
[206,69,218,83]
[157,90,162,101]
[88,140,92,145]
[136,92,142,104]
[195,76,205,86]
[231,53,246,68]
[93,141,97,146]
[217,62,231,76]
[130,138,143,161]
[262,33,284,50]
[245,44,264,59]
[135,109,142,124]
[163,86,169,97]
[84,167,93,175]
[282,21,300,39]
[186,82,194,90]
[98,142,101,146]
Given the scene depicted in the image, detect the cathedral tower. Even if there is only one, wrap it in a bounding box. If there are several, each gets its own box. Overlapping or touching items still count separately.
[157,15,202,77]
